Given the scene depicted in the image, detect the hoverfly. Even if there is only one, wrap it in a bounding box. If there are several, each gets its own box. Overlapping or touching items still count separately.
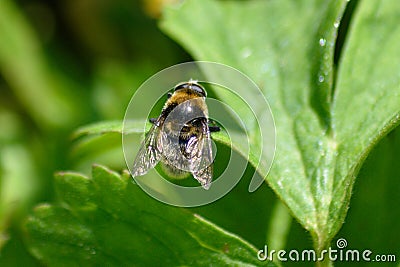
[132,80,220,189]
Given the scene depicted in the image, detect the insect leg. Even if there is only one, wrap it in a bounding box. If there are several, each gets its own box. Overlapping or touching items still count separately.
[209,126,220,132]
[149,118,157,124]
[208,119,220,132]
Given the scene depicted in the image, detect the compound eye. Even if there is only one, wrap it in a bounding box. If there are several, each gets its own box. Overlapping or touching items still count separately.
[190,83,206,97]
[174,83,188,92]
[174,81,206,97]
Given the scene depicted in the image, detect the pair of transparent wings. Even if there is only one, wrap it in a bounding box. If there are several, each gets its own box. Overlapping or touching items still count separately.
[132,117,214,190]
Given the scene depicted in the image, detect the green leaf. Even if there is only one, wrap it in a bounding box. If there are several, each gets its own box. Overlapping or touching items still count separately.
[70,119,232,174]
[325,0,400,249]
[0,229,41,267]
[160,0,400,252]
[72,119,231,145]
[25,165,275,266]
[338,127,400,261]
[70,120,146,172]
[72,120,149,140]
[72,120,284,249]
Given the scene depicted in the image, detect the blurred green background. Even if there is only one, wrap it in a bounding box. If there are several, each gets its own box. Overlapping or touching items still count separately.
[0,0,192,265]
[0,0,399,266]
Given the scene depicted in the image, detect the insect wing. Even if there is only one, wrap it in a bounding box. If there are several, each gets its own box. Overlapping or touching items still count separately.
[193,164,213,190]
[191,121,214,189]
[132,123,164,176]
[181,118,207,159]
[184,132,202,159]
